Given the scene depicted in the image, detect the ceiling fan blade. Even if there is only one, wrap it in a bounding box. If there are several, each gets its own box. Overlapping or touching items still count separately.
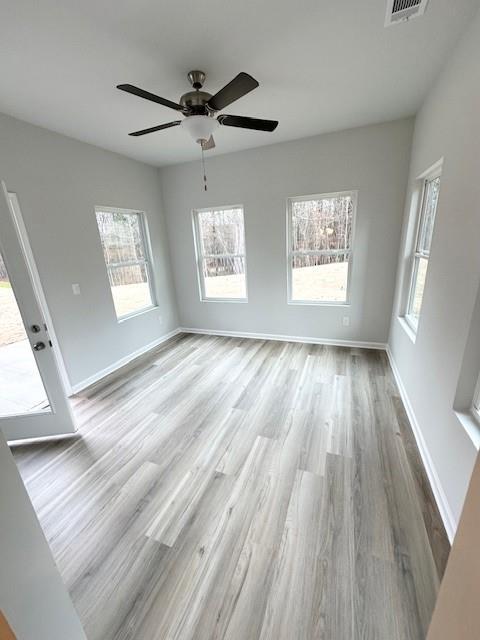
[217,114,278,132]
[201,135,216,150]
[128,121,181,137]
[117,84,184,112]
[207,73,259,112]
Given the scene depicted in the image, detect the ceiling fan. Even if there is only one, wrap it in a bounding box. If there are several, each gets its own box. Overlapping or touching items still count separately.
[117,70,279,150]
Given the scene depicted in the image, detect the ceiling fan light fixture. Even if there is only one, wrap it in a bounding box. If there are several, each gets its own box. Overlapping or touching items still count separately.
[181,115,219,144]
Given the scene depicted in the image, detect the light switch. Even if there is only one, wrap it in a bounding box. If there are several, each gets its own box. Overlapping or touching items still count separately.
[72,283,81,295]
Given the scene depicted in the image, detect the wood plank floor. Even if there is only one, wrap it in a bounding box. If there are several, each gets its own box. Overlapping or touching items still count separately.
[12,334,450,640]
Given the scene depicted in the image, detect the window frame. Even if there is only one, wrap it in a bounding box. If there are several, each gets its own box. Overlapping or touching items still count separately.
[404,161,442,334]
[192,204,248,303]
[286,190,357,306]
[95,205,157,321]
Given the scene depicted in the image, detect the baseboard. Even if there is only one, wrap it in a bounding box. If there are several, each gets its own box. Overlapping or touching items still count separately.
[386,346,457,543]
[180,327,387,350]
[69,327,384,394]
[70,328,182,394]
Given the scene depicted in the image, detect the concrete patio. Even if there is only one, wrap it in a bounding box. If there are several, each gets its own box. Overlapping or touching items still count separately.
[0,340,48,416]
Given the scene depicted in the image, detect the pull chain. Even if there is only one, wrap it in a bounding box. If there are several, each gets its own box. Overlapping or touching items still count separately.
[200,143,208,192]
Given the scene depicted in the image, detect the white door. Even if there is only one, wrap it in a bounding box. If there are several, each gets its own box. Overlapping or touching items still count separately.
[0,181,76,441]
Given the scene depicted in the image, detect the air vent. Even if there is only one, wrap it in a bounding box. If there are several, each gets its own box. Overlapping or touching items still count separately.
[385,0,429,26]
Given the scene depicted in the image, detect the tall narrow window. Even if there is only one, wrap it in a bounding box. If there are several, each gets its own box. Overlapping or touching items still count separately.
[287,192,356,304]
[192,206,247,301]
[95,207,156,319]
[405,169,441,330]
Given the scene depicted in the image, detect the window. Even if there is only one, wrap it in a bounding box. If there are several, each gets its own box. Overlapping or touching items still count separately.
[95,207,156,319]
[287,192,356,304]
[472,376,480,424]
[192,206,247,301]
[405,166,441,331]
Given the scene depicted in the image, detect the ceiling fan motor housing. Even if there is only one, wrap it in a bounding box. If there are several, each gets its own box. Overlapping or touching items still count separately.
[180,90,213,115]
[180,70,215,115]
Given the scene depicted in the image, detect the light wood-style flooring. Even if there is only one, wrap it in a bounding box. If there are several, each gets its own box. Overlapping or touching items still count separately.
[13,334,450,639]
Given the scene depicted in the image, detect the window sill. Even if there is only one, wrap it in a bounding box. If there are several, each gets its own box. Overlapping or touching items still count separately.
[288,300,350,307]
[455,410,480,451]
[117,305,158,323]
[200,298,248,304]
[398,316,417,344]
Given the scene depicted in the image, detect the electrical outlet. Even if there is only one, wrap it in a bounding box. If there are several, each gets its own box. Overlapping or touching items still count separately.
[342,316,350,327]
[158,315,163,324]
[72,283,81,295]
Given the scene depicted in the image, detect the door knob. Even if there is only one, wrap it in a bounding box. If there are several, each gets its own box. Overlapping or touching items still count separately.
[33,342,46,351]
[31,324,41,333]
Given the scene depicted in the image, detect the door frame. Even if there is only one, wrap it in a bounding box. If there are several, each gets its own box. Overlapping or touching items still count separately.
[7,192,72,395]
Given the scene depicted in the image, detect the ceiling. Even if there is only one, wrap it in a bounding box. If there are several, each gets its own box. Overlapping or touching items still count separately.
[0,0,477,167]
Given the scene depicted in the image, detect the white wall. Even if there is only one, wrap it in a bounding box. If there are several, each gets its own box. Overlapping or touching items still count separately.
[0,433,86,639]
[427,449,480,639]
[160,119,413,344]
[388,7,480,532]
[0,113,178,389]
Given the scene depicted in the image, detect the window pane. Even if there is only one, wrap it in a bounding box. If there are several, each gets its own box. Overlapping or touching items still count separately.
[96,210,146,265]
[108,264,153,317]
[291,253,349,302]
[418,177,440,253]
[474,388,480,413]
[408,257,428,323]
[96,208,156,319]
[203,256,246,299]
[291,196,353,252]
[198,208,245,255]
